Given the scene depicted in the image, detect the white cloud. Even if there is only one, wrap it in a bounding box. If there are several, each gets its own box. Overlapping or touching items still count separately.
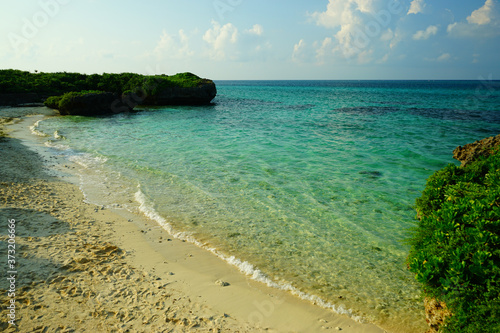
[424,53,451,62]
[447,0,499,38]
[447,22,458,34]
[246,24,264,36]
[203,21,270,62]
[293,39,306,54]
[377,53,390,63]
[467,0,495,25]
[389,29,403,49]
[357,49,374,64]
[292,39,313,63]
[447,21,479,37]
[293,38,333,64]
[311,0,378,29]
[437,53,451,62]
[380,28,394,42]
[353,0,375,13]
[240,24,272,61]
[315,37,334,64]
[408,0,426,15]
[153,29,193,60]
[413,25,438,40]
[203,21,239,60]
[309,0,406,63]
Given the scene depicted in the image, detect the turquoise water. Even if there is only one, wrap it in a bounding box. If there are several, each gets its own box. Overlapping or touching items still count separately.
[37,81,500,332]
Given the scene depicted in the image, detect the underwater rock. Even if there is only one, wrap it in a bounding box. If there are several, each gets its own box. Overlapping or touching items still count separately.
[359,170,383,178]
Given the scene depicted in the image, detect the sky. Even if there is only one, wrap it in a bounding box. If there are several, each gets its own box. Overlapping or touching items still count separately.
[0,0,499,80]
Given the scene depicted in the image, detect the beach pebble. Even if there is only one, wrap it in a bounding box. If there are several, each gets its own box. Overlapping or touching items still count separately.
[215,280,230,287]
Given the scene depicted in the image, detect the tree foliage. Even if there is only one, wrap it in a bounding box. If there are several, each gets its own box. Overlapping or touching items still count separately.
[0,69,208,96]
[407,147,500,332]
[44,90,105,110]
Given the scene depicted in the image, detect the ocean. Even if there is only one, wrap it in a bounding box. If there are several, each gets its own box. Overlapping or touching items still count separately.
[35,80,500,332]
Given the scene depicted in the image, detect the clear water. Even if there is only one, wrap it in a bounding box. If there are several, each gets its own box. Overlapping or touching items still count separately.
[37,80,500,332]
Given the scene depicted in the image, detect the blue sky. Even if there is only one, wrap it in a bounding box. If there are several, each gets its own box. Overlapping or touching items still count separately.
[1,0,499,79]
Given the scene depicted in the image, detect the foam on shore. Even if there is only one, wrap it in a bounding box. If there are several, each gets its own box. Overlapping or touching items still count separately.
[134,186,365,323]
[29,119,49,137]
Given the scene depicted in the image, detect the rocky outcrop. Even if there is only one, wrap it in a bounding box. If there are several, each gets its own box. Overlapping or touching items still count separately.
[48,82,217,116]
[424,298,452,333]
[56,92,134,116]
[1,71,217,111]
[453,134,500,167]
[140,81,217,106]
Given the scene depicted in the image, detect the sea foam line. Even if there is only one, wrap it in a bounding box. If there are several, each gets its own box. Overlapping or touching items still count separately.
[29,119,49,137]
[42,137,116,207]
[134,187,366,323]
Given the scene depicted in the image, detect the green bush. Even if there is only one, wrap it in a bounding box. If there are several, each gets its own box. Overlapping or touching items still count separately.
[44,95,63,109]
[0,70,208,97]
[2,70,214,108]
[44,90,105,110]
[163,72,206,88]
[58,90,106,109]
[407,147,500,332]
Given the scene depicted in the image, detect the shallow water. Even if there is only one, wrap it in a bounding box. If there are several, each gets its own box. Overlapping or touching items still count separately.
[36,80,500,332]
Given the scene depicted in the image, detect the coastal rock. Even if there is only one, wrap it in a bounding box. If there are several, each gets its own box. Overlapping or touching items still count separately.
[1,70,217,109]
[215,280,230,287]
[141,81,217,106]
[453,134,500,167]
[56,92,134,116]
[424,297,452,333]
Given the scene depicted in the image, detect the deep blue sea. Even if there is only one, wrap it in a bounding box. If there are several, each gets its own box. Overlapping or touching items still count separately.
[36,80,500,332]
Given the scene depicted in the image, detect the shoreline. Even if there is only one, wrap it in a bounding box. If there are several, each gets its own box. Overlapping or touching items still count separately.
[0,109,386,332]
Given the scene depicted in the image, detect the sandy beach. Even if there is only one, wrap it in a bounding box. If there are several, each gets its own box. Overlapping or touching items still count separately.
[0,109,386,332]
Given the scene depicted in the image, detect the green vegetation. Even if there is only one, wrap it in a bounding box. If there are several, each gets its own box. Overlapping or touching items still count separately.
[407,147,500,332]
[122,73,209,99]
[44,90,105,110]
[43,95,63,109]
[0,69,210,97]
